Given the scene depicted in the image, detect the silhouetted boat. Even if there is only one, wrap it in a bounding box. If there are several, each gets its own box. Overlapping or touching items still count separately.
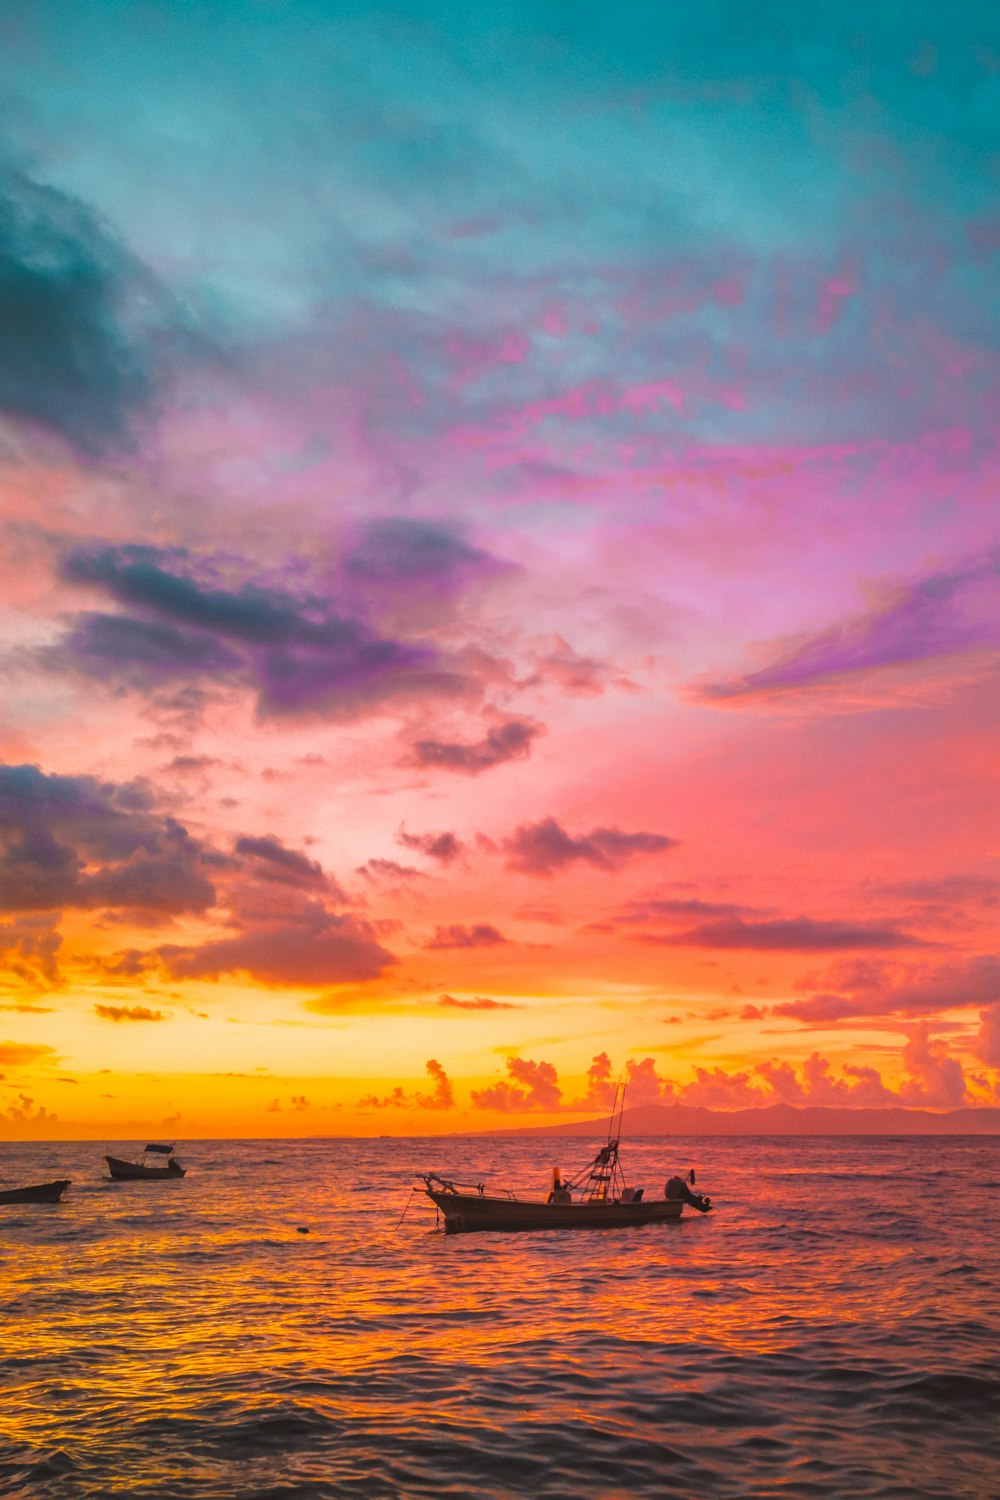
[105,1144,186,1180]
[0,1179,70,1204]
[420,1087,712,1235]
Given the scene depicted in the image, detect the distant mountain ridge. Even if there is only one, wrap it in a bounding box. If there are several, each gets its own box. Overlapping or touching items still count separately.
[481,1102,1000,1137]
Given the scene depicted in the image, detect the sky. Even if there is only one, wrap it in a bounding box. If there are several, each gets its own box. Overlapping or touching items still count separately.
[1,0,999,1138]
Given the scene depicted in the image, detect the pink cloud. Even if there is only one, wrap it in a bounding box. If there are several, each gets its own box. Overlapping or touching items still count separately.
[897,1024,969,1108]
[778,955,1000,1023]
[470,1055,562,1111]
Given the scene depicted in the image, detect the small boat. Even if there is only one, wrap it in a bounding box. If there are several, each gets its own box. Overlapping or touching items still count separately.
[420,1089,712,1236]
[0,1179,70,1204]
[105,1143,186,1180]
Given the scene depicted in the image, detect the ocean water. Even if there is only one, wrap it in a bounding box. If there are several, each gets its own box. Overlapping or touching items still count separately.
[1,1134,998,1500]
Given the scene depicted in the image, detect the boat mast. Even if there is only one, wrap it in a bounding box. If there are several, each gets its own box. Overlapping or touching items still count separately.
[575,1080,627,1201]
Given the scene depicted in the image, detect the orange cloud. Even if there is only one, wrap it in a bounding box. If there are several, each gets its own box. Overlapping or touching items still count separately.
[94,1004,167,1022]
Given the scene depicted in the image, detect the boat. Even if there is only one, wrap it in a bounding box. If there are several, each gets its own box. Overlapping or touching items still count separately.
[420,1089,712,1236]
[105,1143,186,1180]
[0,1179,70,1204]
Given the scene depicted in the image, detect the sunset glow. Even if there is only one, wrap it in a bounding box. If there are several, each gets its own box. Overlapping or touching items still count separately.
[2,1,999,1140]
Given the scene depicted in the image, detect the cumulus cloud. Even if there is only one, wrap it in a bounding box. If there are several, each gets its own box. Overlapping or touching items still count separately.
[624,1055,675,1103]
[424,923,508,950]
[695,551,1000,703]
[504,817,676,876]
[668,1043,972,1111]
[93,1004,167,1022]
[412,716,540,774]
[397,827,465,864]
[1,1092,56,1124]
[571,1050,618,1110]
[898,1024,969,1108]
[470,1055,562,1111]
[266,1094,312,1113]
[358,1057,455,1111]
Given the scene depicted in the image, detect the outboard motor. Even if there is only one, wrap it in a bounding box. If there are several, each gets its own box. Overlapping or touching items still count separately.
[665,1174,712,1213]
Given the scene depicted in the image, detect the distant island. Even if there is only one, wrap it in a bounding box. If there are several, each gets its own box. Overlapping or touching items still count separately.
[483,1102,1000,1137]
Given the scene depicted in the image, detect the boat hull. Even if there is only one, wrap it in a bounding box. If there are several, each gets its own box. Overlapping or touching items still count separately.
[425,1189,684,1235]
[105,1156,185,1180]
[0,1180,70,1204]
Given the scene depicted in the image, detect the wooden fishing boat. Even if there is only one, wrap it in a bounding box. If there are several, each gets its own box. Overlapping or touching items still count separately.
[105,1143,186,1180]
[420,1090,712,1235]
[422,1171,686,1234]
[0,1179,70,1205]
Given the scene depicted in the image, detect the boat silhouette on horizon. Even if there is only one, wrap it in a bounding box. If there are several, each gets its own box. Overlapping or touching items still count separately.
[105,1143,186,1180]
[0,1178,70,1204]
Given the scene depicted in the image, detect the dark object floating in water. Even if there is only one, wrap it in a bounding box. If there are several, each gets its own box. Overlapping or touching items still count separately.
[420,1085,712,1235]
[105,1143,186,1180]
[0,1179,71,1205]
[296,1226,309,1234]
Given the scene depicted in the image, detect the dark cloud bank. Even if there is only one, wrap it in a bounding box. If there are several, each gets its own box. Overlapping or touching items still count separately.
[0,762,394,988]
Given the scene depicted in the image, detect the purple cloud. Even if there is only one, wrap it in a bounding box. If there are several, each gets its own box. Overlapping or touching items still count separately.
[504,816,676,876]
[343,517,501,589]
[412,717,540,774]
[0,763,216,917]
[53,543,470,719]
[696,551,1000,702]
[234,835,328,890]
[647,917,927,951]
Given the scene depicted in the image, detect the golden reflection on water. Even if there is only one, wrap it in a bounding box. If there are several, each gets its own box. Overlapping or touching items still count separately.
[1,1136,998,1498]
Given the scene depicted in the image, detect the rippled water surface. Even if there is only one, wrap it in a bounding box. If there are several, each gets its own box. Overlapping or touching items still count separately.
[2,1135,998,1498]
